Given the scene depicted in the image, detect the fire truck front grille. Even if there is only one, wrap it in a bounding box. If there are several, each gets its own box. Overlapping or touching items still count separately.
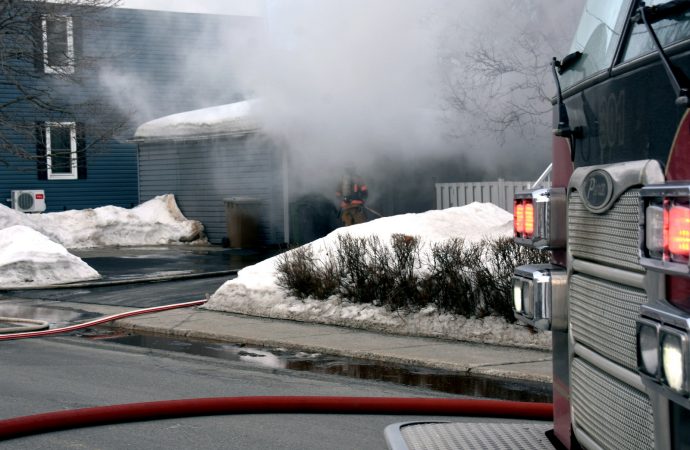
[570,273,646,371]
[568,190,643,273]
[572,358,654,450]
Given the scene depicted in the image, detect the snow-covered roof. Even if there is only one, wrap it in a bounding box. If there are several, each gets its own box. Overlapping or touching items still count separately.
[133,99,262,141]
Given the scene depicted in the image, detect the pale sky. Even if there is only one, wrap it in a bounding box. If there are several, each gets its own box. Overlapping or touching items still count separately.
[119,0,264,16]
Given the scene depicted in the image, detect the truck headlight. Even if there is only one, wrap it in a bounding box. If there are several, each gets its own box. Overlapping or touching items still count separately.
[637,319,660,377]
[661,330,687,394]
[512,264,566,331]
[513,278,523,313]
[514,188,566,250]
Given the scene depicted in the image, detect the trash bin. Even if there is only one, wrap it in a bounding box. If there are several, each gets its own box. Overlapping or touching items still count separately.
[224,197,262,248]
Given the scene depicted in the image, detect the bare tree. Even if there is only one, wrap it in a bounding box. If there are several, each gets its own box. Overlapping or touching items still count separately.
[438,0,584,142]
[0,0,125,168]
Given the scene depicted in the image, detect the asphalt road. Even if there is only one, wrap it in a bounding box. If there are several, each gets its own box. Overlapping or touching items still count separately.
[3,246,269,308]
[0,336,466,450]
[5,275,234,308]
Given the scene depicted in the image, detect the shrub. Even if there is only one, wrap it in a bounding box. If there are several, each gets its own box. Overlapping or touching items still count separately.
[275,245,339,299]
[274,233,549,322]
[476,237,550,322]
[424,238,482,316]
[336,234,379,304]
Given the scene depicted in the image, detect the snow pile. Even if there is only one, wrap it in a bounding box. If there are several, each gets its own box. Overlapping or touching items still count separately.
[205,202,550,349]
[0,226,100,288]
[0,194,205,249]
[134,99,261,140]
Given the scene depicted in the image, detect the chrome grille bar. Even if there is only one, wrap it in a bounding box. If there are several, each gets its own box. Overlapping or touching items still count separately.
[570,273,646,371]
[568,190,643,273]
[572,358,654,450]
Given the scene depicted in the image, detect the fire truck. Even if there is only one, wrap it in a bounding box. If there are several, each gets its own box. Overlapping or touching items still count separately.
[388,1,690,449]
[511,0,690,449]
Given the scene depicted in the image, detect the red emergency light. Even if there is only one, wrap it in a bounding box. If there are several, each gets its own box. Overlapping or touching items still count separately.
[668,204,690,259]
[641,185,690,273]
[513,189,566,250]
[513,199,533,238]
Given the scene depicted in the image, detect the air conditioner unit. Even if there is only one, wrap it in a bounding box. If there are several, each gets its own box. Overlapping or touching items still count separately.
[11,190,46,213]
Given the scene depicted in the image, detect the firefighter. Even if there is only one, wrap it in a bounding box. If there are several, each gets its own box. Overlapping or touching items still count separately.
[336,169,368,226]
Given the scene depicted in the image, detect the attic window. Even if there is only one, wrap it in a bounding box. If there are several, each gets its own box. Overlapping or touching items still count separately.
[46,122,77,180]
[42,15,74,74]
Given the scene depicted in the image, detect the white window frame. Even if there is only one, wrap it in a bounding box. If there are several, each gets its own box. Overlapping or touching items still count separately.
[46,122,78,180]
[42,15,74,75]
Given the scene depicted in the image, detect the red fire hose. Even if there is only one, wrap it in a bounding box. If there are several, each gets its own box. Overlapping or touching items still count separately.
[0,396,553,441]
[0,299,206,341]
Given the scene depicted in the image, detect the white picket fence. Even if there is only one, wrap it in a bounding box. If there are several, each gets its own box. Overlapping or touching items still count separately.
[435,179,533,212]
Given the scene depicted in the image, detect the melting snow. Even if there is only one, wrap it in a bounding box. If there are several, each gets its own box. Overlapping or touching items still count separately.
[0,194,205,249]
[0,225,100,288]
[0,195,205,288]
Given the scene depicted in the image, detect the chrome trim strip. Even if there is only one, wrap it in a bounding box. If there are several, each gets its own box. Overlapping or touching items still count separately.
[573,426,605,450]
[574,343,645,392]
[383,422,419,450]
[572,259,645,289]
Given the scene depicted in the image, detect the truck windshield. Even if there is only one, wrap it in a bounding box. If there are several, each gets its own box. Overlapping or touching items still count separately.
[622,0,690,62]
[560,0,631,90]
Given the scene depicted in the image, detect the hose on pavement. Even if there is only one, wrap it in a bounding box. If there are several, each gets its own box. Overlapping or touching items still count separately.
[0,396,553,441]
[0,299,206,341]
[0,317,49,334]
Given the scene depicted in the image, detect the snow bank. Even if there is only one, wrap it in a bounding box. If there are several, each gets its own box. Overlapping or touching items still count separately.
[0,226,100,288]
[134,99,261,140]
[0,194,205,249]
[205,202,550,349]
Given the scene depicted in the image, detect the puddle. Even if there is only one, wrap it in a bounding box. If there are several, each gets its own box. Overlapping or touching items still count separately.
[0,303,100,328]
[90,331,552,403]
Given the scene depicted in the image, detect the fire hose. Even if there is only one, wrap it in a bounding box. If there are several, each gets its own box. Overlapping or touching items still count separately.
[0,299,206,341]
[0,317,49,334]
[0,396,553,441]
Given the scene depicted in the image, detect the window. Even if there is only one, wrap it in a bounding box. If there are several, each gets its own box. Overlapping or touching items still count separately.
[46,122,78,180]
[622,0,690,62]
[42,15,74,74]
[560,0,632,90]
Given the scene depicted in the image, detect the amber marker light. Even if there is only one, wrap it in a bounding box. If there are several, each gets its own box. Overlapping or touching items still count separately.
[668,203,690,263]
[514,200,525,236]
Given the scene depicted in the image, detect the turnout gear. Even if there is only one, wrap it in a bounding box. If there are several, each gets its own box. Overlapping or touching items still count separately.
[336,172,368,226]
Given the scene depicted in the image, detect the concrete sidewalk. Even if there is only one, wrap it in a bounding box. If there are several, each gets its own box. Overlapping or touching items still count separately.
[54,300,552,384]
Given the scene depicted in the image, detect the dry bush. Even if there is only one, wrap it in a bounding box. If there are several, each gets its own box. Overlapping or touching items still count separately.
[476,237,550,322]
[274,233,549,321]
[383,234,422,310]
[423,238,483,316]
[336,235,378,304]
[275,245,339,299]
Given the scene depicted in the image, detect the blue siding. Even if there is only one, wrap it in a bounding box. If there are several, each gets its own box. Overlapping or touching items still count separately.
[0,8,260,212]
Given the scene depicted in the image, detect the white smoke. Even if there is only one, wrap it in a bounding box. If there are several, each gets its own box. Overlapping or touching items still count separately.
[102,0,585,205]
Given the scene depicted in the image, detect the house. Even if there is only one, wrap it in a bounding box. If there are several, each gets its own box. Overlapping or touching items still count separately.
[0,4,260,213]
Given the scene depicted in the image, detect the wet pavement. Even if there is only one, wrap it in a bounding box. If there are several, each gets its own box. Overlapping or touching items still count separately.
[0,245,281,308]
[0,301,101,328]
[85,329,552,403]
[5,275,234,308]
[72,245,279,281]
